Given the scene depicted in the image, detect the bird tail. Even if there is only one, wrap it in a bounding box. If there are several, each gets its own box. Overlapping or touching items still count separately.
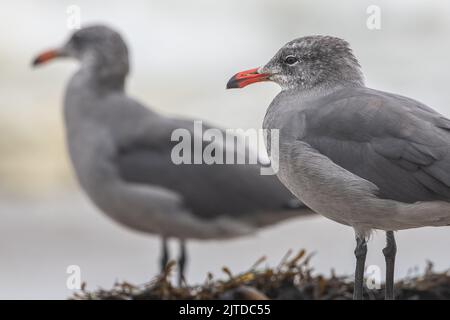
[395,200,450,228]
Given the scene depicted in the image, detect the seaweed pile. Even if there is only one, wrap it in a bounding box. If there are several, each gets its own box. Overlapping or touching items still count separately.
[73,250,450,300]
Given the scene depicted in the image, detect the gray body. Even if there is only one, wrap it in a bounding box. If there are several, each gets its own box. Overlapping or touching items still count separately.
[61,27,311,241]
[246,35,450,299]
[33,26,316,284]
[263,86,450,238]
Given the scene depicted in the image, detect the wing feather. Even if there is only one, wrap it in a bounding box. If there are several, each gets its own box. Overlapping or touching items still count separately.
[115,115,307,220]
[296,88,450,203]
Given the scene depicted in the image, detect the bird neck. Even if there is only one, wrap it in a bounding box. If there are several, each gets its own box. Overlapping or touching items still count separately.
[283,81,362,100]
[79,53,129,92]
[297,57,365,93]
[83,68,127,93]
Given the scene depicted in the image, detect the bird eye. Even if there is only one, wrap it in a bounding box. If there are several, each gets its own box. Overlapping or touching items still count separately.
[284,55,298,65]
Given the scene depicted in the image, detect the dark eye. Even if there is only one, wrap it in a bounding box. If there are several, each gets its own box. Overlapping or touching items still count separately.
[284,55,298,65]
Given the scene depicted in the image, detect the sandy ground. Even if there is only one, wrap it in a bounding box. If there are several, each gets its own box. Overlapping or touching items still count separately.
[0,191,448,299]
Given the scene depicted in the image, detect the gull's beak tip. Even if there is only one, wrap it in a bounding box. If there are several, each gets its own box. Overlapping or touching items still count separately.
[226,76,240,89]
[31,49,61,68]
[226,67,269,90]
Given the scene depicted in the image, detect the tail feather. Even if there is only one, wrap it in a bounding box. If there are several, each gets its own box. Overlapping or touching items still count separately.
[396,200,450,228]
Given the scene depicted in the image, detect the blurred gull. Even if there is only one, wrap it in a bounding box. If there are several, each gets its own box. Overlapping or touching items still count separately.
[32,25,314,285]
[228,35,450,299]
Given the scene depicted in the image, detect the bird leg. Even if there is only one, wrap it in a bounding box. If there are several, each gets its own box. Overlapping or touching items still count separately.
[353,235,367,300]
[383,231,396,300]
[160,237,169,273]
[178,240,187,286]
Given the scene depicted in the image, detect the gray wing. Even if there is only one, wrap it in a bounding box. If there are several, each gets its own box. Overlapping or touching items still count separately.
[114,111,310,220]
[294,87,450,203]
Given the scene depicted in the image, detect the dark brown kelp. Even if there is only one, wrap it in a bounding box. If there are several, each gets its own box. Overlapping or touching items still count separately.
[72,251,450,300]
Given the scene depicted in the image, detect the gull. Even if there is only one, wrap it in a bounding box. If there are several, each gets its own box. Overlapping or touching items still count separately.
[32,25,314,285]
[227,35,450,299]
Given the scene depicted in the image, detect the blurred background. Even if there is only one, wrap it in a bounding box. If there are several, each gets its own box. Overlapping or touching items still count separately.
[1,0,450,299]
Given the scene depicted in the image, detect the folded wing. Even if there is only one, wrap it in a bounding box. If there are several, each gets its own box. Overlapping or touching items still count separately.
[296,88,450,203]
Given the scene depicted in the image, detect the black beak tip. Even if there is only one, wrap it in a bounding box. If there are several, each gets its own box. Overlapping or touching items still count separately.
[226,76,239,89]
[31,58,40,67]
[31,55,45,68]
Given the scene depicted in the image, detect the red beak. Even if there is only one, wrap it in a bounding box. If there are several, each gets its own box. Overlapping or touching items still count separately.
[32,49,60,66]
[226,68,270,89]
